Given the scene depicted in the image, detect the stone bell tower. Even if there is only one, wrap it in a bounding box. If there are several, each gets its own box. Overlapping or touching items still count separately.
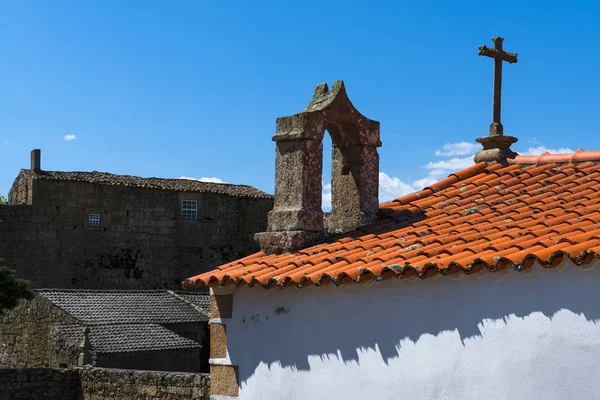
[255,81,381,254]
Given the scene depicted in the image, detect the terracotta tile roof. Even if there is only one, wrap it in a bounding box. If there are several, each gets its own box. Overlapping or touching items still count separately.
[56,323,201,354]
[185,150,600,289]
[510,148,600,165]
[20,169,272,198]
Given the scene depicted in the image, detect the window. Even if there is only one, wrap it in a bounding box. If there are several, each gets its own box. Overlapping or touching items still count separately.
[89,213,100,227]
[182,200,198,220]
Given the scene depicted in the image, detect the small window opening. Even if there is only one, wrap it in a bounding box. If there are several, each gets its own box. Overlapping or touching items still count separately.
[88,213,100,227]
[182,200,198,220]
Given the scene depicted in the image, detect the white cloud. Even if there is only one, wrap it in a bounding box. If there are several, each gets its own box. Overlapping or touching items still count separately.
[322,173,431,209]
[379,172,421,203]
[518,146,574,156]
[435,142,480,156]
[424,155,475,172]
[322,183,332,209]
[63,134,77,142]
[180,176,227,183]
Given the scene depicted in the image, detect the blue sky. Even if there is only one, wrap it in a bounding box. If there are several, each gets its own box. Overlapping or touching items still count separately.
[1,1,598,206]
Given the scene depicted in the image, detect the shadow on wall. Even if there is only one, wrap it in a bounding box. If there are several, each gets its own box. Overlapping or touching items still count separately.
[227,260,600,385]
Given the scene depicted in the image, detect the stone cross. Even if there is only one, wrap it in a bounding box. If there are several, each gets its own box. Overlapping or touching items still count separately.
[478,36,518,136]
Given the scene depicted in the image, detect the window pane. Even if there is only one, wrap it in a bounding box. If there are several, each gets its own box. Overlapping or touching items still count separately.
[181,200,197,219]
[89,214,100,227]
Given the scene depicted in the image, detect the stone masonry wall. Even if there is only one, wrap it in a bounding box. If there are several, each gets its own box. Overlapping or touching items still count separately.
[0,179,272,289]
[95,348,201,373]
[0,368,81,400]
[0,297,77,368]
[0,367,210,400]
[78,367,210,399]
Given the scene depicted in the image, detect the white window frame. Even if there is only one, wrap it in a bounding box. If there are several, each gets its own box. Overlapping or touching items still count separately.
[88,213,101,227]
[181,200,198,220]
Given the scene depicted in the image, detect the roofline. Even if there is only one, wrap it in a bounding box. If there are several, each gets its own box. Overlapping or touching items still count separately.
[510,149,600,165]
[36,288,209,296]
[20,169,274,198]
[185,155,600,290]
[37,289,210,324]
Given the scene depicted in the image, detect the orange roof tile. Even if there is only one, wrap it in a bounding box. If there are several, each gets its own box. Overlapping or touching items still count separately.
[185,150,600,289]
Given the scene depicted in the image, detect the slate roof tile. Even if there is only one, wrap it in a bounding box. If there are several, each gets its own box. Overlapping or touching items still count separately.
[57,323,201,353]
[38,290,210,324]
[185,151,600,289]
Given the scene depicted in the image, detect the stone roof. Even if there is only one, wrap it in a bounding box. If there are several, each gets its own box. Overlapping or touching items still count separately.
[57,323,201,354]
[186,153,600,289]
[20,169,272,198]
[38,289,210,325]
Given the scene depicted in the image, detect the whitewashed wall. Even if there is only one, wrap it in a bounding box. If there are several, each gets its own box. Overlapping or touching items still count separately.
[220,259,600,400]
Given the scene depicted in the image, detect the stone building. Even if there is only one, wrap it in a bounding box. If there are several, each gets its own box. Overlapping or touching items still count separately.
[1,149,273,289]
[0,289,211,373]
[186,80,600,400]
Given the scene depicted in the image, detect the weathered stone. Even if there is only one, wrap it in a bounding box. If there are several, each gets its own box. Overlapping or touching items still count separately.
[255,231,324,255]
[210,364,239,397]
[256,81,381,254]
[475,36,519,165]
[0,367,211,400]
[474,134,518,165]
[209,323,227,359]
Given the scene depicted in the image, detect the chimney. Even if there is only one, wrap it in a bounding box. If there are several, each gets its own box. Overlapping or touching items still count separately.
[255,81,381,255]
[30,149,41,172]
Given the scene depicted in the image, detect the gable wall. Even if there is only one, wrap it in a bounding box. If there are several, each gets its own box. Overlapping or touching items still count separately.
[7,171,33,205]
[0,296,78,368]
[220,259,600,400]
[0,179,272,289]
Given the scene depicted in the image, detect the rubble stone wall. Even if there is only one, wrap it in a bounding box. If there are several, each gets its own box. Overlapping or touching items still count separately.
[78,367,210,400]
[0,296,77,368]
[0,368,81,400]
[0,178,272,289]
[0,367,210,400]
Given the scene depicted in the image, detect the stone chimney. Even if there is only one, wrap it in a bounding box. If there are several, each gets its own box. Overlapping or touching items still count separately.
[255,81,381,255]
[30,149,41,172]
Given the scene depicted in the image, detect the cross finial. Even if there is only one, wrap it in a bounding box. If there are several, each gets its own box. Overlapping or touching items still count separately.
[474,36,519,166]
[478,36,518,135]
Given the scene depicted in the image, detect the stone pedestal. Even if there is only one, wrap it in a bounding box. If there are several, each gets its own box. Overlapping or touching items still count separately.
[474,134,518,165]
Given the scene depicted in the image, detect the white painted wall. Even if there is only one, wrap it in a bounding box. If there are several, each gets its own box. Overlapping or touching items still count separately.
[221,260,600,400]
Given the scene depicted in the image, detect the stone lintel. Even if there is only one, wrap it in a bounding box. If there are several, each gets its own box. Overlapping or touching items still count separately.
[271,81,381,148]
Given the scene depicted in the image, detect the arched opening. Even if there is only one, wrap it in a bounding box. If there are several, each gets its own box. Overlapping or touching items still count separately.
[322,131,333,213]
[255,81,381,254]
